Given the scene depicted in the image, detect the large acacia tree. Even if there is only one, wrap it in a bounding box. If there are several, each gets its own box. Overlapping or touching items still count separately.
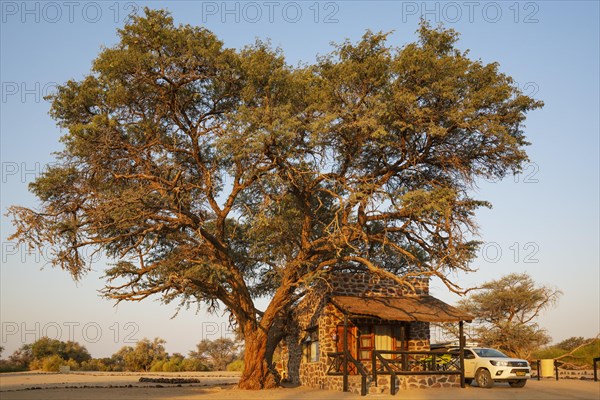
[8,9,542,388]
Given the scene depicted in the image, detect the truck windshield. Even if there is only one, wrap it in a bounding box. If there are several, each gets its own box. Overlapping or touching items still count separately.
[473,348,508,358]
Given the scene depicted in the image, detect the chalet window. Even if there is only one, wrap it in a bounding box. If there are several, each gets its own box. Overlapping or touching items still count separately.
[357,325,374,360]
[310,340,320,362]
[356,323,411,360]
[358,334,374,360]
[303,328,319,363]
[374,325,393,359]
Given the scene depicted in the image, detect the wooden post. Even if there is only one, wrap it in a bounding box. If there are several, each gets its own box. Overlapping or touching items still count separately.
[372,348,377,386]
[361,374,367,396]
[554,360,559,381]
[459,320,465,388]
[343,313,348,392]
[537,360,540,380]
[593,357,599,382]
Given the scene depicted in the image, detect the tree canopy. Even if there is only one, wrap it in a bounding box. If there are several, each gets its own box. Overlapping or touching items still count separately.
[117,337,167,371]
[8,8,542,388]
[189,337,240,370]
[458,273,561,358]
[29,337,91,364]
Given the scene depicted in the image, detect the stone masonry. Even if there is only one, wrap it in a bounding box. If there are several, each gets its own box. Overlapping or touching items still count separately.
[277,272,461,394]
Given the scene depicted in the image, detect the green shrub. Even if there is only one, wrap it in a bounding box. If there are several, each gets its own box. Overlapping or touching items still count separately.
[226,359,244,372]
[149,360,165,372]
[532,346,564,360]
[532,339,600,368]
[162,359,182,372]
[29,358,43,370]
[0,360,27,373]
[65,358,79,371]
[41,355,63,372]
[181,358,208,372]
[80,359,105,371]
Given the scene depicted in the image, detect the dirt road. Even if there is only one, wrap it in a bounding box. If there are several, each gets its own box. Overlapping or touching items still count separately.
[1,372,598,400]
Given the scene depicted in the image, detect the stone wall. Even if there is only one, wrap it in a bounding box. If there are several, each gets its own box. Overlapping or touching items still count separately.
[369,374,461,394]
[297,303,345,389]
[328,272,429,297]
[279,272,436,393]
[407,321,430,351]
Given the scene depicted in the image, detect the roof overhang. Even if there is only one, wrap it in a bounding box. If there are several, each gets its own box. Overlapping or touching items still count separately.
[330,295,473,323]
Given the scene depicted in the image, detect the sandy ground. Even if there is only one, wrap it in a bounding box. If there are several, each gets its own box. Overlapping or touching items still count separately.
[0,371,240,390]
[1,371,599,400]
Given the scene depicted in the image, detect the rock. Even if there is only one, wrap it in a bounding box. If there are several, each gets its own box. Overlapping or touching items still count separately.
[138,377,201,384]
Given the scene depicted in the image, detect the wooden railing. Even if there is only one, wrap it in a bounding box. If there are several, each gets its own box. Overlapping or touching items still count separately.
[327,350,464,396]
[326,351,345,375]
[326,352,368,396]
[371,350,463,395]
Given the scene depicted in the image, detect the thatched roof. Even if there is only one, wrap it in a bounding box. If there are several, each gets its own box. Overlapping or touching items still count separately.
[330,295,473,323]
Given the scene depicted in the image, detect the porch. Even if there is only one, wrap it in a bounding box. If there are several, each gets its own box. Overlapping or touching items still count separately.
[325,295,472,395]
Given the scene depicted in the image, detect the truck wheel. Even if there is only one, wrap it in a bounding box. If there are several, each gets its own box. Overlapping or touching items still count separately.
[509,380,527,388]
[475,369,493,388]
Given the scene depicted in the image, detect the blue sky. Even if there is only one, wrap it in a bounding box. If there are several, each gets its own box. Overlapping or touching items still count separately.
[1,1,598,357]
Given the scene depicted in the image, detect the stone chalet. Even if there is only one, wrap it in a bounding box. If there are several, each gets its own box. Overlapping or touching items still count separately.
[278,272,472,395]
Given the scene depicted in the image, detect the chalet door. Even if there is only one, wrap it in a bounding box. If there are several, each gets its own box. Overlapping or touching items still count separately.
[336,325,358,374]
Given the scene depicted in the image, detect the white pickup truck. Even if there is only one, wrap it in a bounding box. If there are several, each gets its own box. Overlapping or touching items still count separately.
[459,347,531,388]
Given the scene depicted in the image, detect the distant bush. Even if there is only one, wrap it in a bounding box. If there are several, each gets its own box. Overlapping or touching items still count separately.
[80,359,106,371]
[181,358,208,372]
[226,359,244,372]
[65,358,80,371]
[31,337,90,364]
[190,338,239,371]
[149,360,165,372]
[533,338,600,368]
[556,337,587,351]
[162,359,183,372]
[41,355,64,372]
[0,360,27,373]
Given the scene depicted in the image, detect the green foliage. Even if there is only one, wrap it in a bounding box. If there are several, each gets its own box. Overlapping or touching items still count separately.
[65,358,80,370]
[110,346,132,371]
[8,338,90,371]
[0,362,27,373]
[30,337,91,364]
[162,354,185,372]
[40,354,64,372]
[189,338,239,371]
[556,336,587,351]
[533,338,600,368]
[181,357,209,372]
[149,359,166,372]
[1,338,206,373]
[0,345,30,373]
[532,346,565,360]
[120,338,167,372]
[79,358,109,371]
[226,359,244,372]
[7,345,33,369]
[458,273,561,358]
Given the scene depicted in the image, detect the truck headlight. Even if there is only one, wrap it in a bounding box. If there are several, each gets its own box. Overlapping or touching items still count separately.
[490,360,509,366]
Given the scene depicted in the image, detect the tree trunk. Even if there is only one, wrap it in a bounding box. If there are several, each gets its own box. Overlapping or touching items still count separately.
[238,330,279,389]
[236,277,292,389]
